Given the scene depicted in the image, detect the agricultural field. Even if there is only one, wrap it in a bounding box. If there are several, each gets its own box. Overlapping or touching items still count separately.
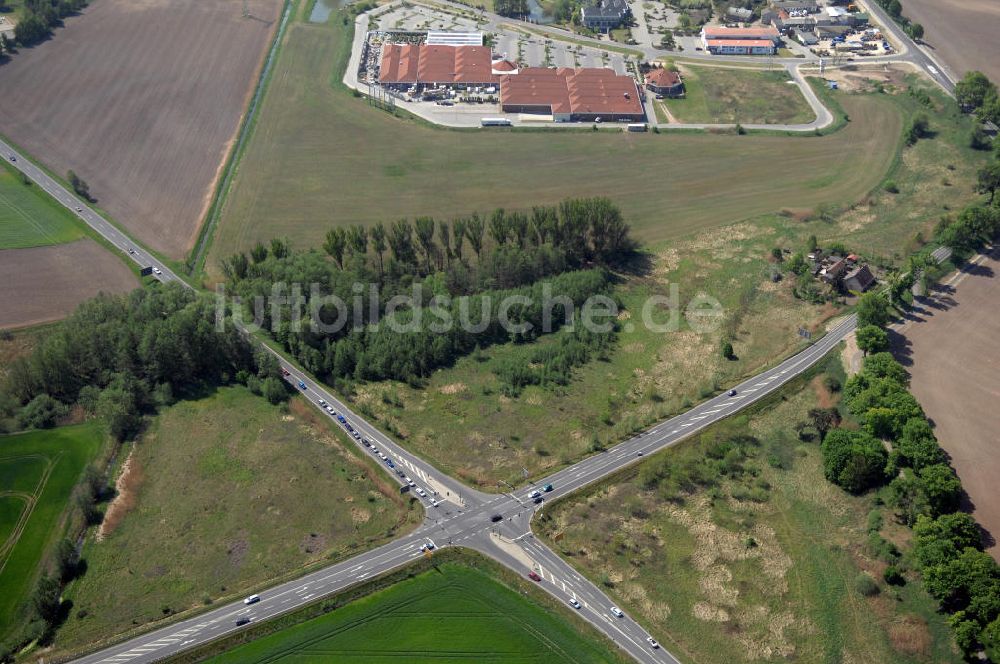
[0,423,105,643]
[0,0,282,260]
[347,73,987,488]
[210,562,625,664]
[901,0,1000,82]
[54,386,422,654]
[663,64,815,125]
[207,14,901,277]
[898,245,1000,559]
[0,162,85,250]
[0,240,138,330]
[534,361,959,663]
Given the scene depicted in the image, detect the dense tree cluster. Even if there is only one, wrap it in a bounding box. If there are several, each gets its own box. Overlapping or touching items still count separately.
[955,71,1000,126]
[11,0,88,46]
[935,203,1000,255]
[223,198,636,390]
[494,0,528,17]
[0,285,276,439]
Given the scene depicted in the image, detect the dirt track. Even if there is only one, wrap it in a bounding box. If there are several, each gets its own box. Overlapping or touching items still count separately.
[0,240,138,329]
[902,0,1000,82]
[894,245,1000,559]
[0,0,281,260]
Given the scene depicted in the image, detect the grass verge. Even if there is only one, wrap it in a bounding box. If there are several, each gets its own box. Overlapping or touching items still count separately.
[52,386,421,656]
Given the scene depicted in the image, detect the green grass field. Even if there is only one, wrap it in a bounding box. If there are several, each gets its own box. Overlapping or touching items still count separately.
[664,63,815,125]
[535,363,959,663]
[55,386,421,654]
[211,563,623,663]
[206,13,900,276]
[0,423,105,641]
[0,161,86,249]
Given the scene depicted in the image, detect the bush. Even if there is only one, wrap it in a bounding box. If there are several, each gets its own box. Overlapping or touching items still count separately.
[855,572,880,597]
[883,565,905,585]
[821,428,888,493]
[883,180,899,194]
[17,394,68,430]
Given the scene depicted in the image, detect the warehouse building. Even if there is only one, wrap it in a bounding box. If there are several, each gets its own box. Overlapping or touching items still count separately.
[701,25,780,54]
[500,67,644,122]
[379,43,498,88]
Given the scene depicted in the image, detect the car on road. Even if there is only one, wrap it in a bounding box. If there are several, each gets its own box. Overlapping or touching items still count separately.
[568,598,581,609]
[243,594,260,605]
[8,154,15,161]
[610,606,624,618]
[396,470,406,478]
[298,380,306,390]
[318,399,326,406]
[152,267,162,275]
[76,206,83,212]
[528,572,541,582]
[326,406,335,414]
[430,499,439,507]
[728,389,737,396]
[528,490,541,500]
[425,539,435,549]
[636,451,644,457]
[281,368,290,377]
[646,636,659,649]
[415,488,427,497]
[128,247,136,255]
[386,459,395,468]
[543,484,553,492]
[491,514,503,522]
[405,477,415,486]
[235,617,251,626]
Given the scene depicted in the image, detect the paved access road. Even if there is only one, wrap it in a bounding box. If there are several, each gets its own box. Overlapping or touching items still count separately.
[7,95,858,664]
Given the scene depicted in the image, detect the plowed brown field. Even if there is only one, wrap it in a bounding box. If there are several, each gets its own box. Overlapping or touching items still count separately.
[0,0,281,260]
[0,239,138,329]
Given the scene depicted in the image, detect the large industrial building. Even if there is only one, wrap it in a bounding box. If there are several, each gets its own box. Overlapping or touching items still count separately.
[500,67,643,122]
[379,43,498,87]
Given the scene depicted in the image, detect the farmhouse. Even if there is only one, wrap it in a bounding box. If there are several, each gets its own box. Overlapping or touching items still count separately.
[379,43,498,88]
[500,67,644,122]
[843,264,876,292]
[580,0,631,32]
[645,68,684,97]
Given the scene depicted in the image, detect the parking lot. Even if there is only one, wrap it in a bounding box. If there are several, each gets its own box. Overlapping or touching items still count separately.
[371,3,629,73]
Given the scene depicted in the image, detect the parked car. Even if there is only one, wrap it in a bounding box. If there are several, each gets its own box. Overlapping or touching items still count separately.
[491,514,503,522]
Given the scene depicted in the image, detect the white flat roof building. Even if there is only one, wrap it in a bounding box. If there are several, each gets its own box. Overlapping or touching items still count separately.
[426,31,484,46]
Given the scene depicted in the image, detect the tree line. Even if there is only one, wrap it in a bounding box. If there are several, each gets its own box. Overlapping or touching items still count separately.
[7,0,88,48]
[814,317,1000,658]
[222,197,637,289]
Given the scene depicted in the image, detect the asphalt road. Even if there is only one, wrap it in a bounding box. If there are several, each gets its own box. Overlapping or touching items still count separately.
[5,69,862,664]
